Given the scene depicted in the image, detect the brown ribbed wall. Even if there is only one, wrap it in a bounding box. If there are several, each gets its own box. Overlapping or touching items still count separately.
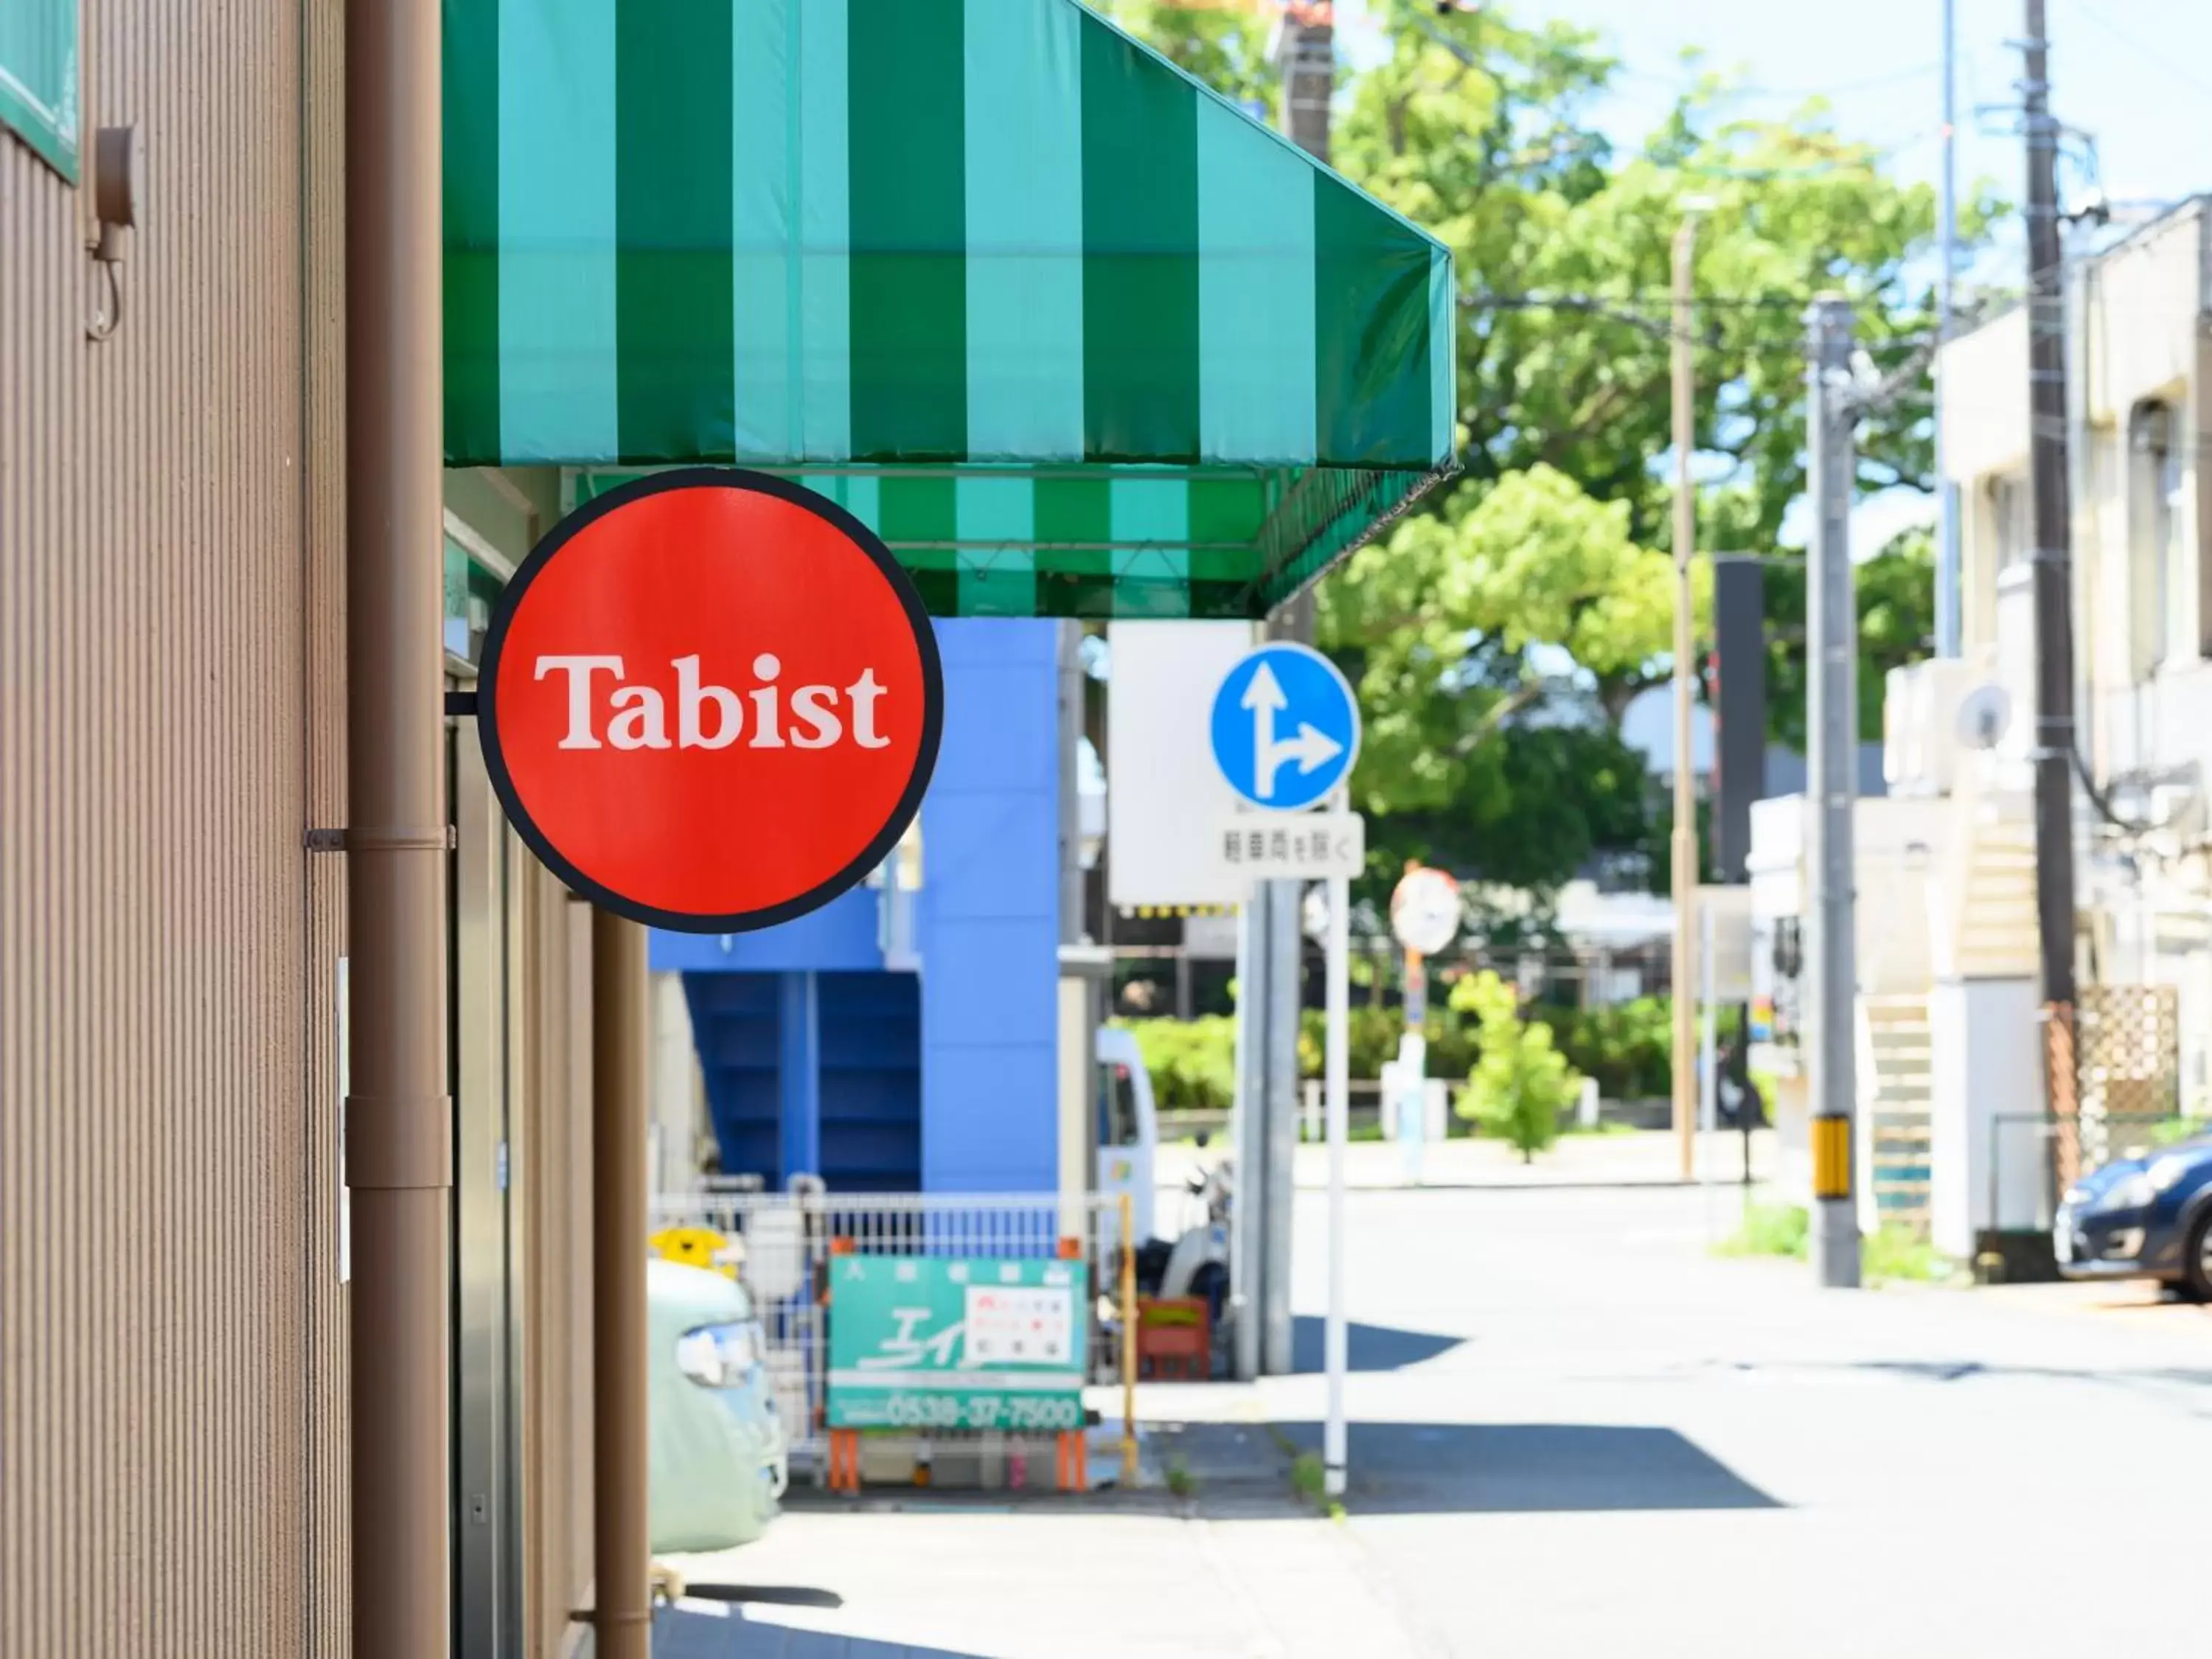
[302,0,352,1651]
[0,4,349,1655]
[521,880,598,1659]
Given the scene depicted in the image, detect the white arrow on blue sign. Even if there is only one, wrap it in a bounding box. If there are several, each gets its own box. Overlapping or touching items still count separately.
[1208,641,1361,813]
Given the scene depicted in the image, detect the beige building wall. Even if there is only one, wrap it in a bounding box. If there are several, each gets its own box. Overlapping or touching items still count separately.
[3,16,602,1657]
[444,468,599,1654]
[1936,199,2212,1105]
[1940,201,2212,771]
[518,872,599,1658]
[1,5,350,1655]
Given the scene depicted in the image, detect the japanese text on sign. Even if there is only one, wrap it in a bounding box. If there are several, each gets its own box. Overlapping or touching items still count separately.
[1211,812,1365,880]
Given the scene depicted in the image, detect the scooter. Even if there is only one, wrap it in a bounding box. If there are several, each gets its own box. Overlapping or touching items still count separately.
[1134,1156,1232,1333]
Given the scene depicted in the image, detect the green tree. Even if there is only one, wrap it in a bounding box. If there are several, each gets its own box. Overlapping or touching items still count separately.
[1121,4,1993,903]
[1322,12,1992,893]
[1116,1015,1239,1113]
[1450,970,1579,1161]
[1756,526,1936,750]
[1096,1,1279,117]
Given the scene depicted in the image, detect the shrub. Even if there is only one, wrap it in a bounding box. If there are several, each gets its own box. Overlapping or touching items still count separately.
[1714,1201,1810,1259]
[1300,1004,1462,1081]
[1116,1016,1237,1113]
[1450,971,1580,1163]
[1533,997,1674,1100]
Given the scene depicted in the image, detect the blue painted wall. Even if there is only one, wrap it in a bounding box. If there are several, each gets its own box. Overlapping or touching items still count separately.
[650,886,885,976]
[917,622,1061,1194]
[657,619,1061,1196]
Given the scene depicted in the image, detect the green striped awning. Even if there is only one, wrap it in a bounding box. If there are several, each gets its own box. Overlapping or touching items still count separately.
[443,0,1457,619]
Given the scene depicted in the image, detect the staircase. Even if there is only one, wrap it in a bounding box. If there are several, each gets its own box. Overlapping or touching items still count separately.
[1930,762,2042,982]
[1858,996,1934,1233]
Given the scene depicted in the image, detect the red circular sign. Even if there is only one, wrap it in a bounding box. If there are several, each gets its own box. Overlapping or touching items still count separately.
[478,469,943,933]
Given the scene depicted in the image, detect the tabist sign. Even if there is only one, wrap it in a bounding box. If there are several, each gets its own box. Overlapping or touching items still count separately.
[478,469,943,933]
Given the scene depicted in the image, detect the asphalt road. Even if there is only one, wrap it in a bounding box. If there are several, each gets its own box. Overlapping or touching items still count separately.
[654,1170,2211,1658]
[1262,1180,2212,1658]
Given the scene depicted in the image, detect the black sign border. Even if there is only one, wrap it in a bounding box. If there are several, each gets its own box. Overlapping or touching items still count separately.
[476,466,946,935]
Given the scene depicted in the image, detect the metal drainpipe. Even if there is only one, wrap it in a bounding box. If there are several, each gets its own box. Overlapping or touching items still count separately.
[593,911,652,1658]
[345,2,453,1654]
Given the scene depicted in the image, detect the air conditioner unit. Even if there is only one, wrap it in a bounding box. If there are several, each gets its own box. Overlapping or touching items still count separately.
[1883,658,1980,796]
[2150,779,2208,845]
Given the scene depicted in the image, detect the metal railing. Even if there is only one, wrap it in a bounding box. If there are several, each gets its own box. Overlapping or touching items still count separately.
[649,1186,1133,1481]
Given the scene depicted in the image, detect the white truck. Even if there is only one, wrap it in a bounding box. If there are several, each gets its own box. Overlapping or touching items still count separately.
[1094,1026,1231,1329]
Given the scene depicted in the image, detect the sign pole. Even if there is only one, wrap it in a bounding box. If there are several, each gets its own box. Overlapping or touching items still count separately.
[1700,897,1717,1165]
[1323,855,1350,1500]
[591,909,650,1659]
[1402,945,1425,1186]
[1119,1191,1139,1484]
[1230,883,1262,1384]
[1197,639,1362,1475]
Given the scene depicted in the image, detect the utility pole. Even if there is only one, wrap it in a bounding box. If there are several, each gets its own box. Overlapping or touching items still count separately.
[2021,1,2080,1062]
[1806,296,1863,1290]
[1279,3,1335,164]
[1936,0,1962,657]
[1670,204,1707,1183]
[1237,3,1339,1381]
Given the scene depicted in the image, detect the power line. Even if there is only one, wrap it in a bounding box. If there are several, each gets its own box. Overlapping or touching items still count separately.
[2055,0,2212,102]
[1456,293,1945,358]
[1467,289,1939,314]
[1614,59,1945,102]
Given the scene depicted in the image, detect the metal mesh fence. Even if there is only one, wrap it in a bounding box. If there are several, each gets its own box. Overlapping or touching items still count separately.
[649,1186,1130,1481]
[2076,985,2180,1175]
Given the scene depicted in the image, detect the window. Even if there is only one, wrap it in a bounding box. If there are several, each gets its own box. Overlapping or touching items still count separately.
[442,512,515,670]
[1,0,80,181]
[1096,1062,1140,1149]
[1991,472,2033,572]
[2160,427,2186,660]
[2130,403,2185,677]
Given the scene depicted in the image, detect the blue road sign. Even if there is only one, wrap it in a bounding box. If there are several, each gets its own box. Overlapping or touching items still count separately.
[1208,642,1361,812]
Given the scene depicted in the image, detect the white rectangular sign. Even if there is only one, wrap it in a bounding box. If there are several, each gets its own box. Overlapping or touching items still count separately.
[1107,620,1257,907]
[1696,884,1756,1003]
[1211,812,1364,880]
[963,1284,1075,1368]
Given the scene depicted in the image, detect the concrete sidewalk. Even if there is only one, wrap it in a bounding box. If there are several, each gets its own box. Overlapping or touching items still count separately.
[1159,1126,1778,1192]
[651,1412,1436,1658]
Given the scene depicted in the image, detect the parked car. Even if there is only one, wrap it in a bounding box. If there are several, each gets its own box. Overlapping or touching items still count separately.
[2054,1134,2212,1300]
[647,1258,787,1554]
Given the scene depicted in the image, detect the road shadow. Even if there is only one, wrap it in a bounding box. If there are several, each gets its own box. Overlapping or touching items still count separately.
[1271,1422,1783,1514]
[1795,1358,2212,1395]
[1290,1316,1465,1374]
[679,1585,844,1609]
[655,1598,983,1658]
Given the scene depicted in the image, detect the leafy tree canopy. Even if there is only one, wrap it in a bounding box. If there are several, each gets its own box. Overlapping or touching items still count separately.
[1095,1,1281,117]
[1759,526,1937,750]
[1122,3,1997,905]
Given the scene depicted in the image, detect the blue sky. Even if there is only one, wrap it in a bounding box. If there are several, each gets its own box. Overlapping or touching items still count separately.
[1340,0,2212,220]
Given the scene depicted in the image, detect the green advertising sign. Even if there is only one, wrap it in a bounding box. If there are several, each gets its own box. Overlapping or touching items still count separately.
[1,0,80,181]
[827,1255,1088,1433]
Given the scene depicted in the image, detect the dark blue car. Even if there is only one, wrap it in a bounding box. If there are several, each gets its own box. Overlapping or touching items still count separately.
[2054,1133,2212,1299]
